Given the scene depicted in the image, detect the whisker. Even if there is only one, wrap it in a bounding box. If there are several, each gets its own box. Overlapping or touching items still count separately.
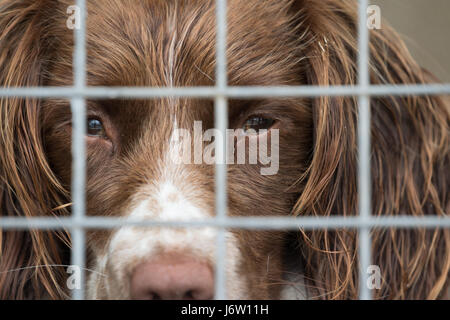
[0,264,107,277]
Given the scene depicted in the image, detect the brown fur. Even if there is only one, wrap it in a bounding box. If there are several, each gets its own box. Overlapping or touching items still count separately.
[0,0,449,299]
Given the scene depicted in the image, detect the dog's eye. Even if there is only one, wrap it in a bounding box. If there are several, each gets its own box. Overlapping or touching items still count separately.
[87,118,105,137]
[243,116,275,133]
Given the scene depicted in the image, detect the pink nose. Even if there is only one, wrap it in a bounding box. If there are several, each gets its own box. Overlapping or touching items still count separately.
[130,254,214,300]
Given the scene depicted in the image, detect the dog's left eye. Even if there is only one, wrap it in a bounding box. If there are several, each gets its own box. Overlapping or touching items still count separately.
[87,118,105,137]
[243,116,275,133]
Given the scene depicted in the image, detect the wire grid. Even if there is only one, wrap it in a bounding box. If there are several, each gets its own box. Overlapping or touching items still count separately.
[0,0,449,300]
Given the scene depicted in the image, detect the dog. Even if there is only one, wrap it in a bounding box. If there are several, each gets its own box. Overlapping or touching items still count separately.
[0,0,449,299]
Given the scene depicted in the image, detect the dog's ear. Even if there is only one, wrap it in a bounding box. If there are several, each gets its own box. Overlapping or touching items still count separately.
[0,0,70,299]
[290,0,449,299]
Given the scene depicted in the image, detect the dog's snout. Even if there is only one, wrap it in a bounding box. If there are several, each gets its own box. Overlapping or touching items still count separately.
[130,254,214,300]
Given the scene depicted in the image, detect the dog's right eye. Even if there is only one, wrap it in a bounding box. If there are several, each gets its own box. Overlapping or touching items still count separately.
[242,116,276,133]
[87,118,105,137]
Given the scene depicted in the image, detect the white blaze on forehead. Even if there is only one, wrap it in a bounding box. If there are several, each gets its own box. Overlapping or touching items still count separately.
[165,12,177,90]
[129,181,208,221]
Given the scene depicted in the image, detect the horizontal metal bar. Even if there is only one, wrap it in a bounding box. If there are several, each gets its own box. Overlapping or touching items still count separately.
[0,216,448,230]
[0,84,450,98]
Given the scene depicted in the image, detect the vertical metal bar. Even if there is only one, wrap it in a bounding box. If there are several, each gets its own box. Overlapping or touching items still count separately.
[357,0,372,300]
[73,1,87,89]
[70,0,87,300]
[214,0,228,300]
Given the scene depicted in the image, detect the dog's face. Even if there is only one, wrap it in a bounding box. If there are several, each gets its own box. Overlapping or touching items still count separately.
[1,0,448,300]
[42,0,312,299]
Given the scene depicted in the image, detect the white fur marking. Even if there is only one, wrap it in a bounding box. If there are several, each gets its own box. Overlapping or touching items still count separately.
[88,180,247,299]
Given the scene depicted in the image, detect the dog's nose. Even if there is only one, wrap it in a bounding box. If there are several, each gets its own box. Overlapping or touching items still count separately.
[130,254,214,300]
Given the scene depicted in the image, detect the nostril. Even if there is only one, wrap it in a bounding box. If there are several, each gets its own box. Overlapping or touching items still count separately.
[150,292,161,300]
[142,291,161,300]
[130,254,214,300]
[183,289,212,300]
[184,290,195,300]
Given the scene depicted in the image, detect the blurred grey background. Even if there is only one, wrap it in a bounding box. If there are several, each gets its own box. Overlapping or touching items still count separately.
[373,0,450,82]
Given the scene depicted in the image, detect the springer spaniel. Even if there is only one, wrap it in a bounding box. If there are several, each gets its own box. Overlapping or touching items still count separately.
[0,0,449,300]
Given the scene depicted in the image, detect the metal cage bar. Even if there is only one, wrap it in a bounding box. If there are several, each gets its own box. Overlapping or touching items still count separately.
[214,0,229,301]
[357,0,372,300]
[1,84,450,98]
[70,0,87,300]
[1,216,449,230]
